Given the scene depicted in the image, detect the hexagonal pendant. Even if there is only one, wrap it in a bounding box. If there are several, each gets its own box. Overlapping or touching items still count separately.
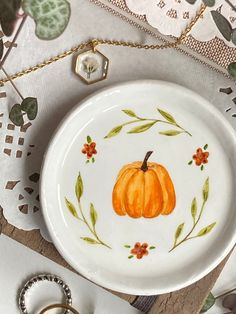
[75,49,109,84]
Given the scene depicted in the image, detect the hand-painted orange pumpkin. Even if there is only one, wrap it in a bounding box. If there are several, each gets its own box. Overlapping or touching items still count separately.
[112,151,176,218]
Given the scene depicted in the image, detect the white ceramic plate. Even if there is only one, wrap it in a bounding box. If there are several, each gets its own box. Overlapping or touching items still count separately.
[41,81,236,295]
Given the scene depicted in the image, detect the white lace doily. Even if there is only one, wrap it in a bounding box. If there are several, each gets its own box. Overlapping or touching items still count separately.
[0,103,51,241]
[125,0,236,47]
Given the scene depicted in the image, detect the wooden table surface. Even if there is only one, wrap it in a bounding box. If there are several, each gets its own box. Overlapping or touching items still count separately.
[0,207,231,314]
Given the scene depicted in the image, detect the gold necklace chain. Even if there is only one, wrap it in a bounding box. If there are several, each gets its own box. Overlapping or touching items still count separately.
[0,4,206,86]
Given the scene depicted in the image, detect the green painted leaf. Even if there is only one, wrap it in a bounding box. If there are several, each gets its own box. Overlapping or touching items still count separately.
[149,246,156,250]
[191,197,197,223]
[87,135,92,143]
[188,160,193,165]
[104,125,122,138]
[202,0,215,7]
[0,0,21,36]
[128,255,134,259]
[175,223,185,241]
[200,293,215,313]
[122,109,137,118]
[201,165,204,171]
[204,144,208,150]
[86,160,89,164]
[92,157,95,163]
[81,237,100,244]
[65,197,78,218]
[0,39,4,60]
[124,245,131,248]
[9,104,24,126]
[22,0,71,40]
[202,177,209,202]
[159,130,183,136]
[75,173,83,202]
[228,62,236,80]
[21,97,38,120]
[211,11,232,41]
[197,222,216,237]
[185,0,197,3]
[158,109,176,124]
[90,203,97,227]
[128,122,156,133]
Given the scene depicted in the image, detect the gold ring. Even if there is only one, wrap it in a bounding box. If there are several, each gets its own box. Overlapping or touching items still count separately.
[39,303,80,314]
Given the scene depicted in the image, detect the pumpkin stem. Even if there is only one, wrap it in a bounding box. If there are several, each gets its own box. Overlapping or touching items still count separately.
[141,151,153,172]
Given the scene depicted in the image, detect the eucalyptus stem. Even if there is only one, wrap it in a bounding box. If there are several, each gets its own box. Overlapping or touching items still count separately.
[1,67,24,100]
[215,287,236,300]
[78,201,111,249]
[169,200,206,252]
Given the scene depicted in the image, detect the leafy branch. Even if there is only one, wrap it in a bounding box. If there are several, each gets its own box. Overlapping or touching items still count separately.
[65,173,111,249]
[104,108,192,138]
[169,178,216,252]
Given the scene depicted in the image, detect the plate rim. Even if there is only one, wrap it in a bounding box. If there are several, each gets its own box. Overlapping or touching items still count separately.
[40,79,236,295]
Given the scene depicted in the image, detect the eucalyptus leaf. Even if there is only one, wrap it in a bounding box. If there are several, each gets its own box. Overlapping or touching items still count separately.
[65,197,78,218]
[159,130,183,136]
[22,0,71,40]
[197,222,216,237]
[104,125,122,138]
[122,109,137,118]
[211,11,232,41]
[81,237,100,244]
[185,0,197,4]
[75,173,83,202]
[158,109,176,124]
[0,0,21,36]
[128,122,156,133]
[21,97,38,120]
[200,293,215,313]
[202,177,209,202]
[175,223,185,241]
[202,0,215,7]
[9,104,24,126]
[0,39,4,60]
[191,197,197,223]
[232,29,236,45]
[228,62,236,80]
[90,203,97,227]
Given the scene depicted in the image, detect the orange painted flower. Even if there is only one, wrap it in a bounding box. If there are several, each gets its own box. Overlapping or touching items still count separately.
[82,142,97,158]
[131,242,149,259]
[192,148,209,166]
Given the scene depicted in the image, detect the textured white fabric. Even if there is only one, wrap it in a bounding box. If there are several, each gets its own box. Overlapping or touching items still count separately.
[0,0,235,241]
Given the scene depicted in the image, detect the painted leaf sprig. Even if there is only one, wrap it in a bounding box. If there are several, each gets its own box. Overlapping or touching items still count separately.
[9,97,38,126]
[22,0,71,40]
[170,178,216,252]
[65,173,111,249]
[104,107,192,138]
